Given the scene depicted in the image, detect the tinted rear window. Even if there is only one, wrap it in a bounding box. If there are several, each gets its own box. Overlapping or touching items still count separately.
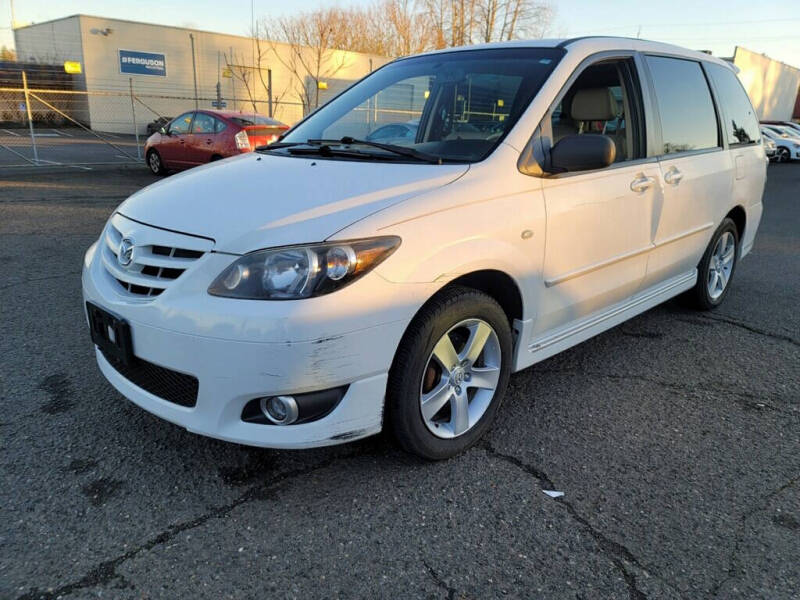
[646,56,719,155]
[230,116,283,127]
[706,63,759,146]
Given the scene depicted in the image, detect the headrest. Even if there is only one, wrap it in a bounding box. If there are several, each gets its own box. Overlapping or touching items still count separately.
[570,88,619,121]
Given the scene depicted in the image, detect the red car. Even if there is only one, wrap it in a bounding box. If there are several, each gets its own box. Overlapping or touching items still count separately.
[145,109,288,175]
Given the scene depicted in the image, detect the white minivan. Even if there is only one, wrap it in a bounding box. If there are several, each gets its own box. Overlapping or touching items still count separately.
[83,37,766,459]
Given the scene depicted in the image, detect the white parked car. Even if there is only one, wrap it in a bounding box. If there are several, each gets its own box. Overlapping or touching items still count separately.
[760,126,800,162]
[83,37,766,459]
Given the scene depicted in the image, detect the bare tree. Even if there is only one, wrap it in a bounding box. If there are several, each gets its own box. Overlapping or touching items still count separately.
[261,8,351,114]
[224,50,259,112]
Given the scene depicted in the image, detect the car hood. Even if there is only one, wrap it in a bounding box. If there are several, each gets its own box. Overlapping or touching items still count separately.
[118,153,468,253]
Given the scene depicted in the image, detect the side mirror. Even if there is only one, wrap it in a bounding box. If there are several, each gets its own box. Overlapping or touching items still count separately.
[548,134,615,173]
[159,126,169,135]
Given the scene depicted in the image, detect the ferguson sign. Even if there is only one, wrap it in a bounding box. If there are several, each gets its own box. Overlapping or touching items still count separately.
[119,49,167,77]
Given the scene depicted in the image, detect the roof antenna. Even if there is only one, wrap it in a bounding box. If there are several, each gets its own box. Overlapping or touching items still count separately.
[636,25,642,39]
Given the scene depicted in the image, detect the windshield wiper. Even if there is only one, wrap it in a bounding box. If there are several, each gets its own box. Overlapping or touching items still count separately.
[307,137,443,164]
[283,144,386,161]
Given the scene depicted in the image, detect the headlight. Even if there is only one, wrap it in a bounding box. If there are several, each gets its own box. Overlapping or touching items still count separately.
[208,237,400,300]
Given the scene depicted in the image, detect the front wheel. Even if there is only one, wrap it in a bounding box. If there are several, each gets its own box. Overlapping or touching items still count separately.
[147,149,167,175]
[777,147,790,163]
[684,218,739,310]
[387,285,513,460]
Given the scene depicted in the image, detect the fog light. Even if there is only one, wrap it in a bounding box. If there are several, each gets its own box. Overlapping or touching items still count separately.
[259,396,299,425]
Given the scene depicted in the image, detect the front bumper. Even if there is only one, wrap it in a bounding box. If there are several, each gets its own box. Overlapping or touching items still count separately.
[81,224,437,449]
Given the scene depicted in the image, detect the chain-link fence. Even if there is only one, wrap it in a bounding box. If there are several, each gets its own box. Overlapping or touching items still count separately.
[0,73,305,169]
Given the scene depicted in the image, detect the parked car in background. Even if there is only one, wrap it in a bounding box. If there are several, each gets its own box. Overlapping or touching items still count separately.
[146,116,172,136]
[762,123,798,139]
[366,122,418,145]
[145,110,288,175]
[760,120,800,137]
[84,38,765,459]
[763,137,777,160]
[760,126,800,162]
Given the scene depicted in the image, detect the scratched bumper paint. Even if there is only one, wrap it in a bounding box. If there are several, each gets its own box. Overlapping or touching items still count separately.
[82,239,436,448]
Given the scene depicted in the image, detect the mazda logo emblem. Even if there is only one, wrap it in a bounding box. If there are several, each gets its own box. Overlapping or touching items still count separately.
[118,237,135,267]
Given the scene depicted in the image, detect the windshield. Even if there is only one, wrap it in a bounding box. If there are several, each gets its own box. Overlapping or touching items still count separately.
[277,47,563,163]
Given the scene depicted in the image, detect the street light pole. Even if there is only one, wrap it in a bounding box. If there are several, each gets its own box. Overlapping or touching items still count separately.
[189,33,199,110]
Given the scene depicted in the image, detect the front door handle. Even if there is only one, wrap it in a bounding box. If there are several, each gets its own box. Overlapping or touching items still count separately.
[630,175,655,193]
[664,167,684,185]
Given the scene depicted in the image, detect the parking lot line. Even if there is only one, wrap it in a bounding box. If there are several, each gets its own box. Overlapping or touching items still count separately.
[2,128,21,137]
[55,129,73,137]
[0,143,36,164]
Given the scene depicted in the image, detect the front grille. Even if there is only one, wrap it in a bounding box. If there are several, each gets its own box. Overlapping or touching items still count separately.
[101,220,207,299]
[100,347,198,407]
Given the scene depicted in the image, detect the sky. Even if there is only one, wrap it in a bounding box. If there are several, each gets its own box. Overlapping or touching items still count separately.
[1,0,799,66]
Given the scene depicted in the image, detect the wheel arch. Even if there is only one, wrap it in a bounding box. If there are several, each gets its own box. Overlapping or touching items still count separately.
[726,205,746,242]
[446,269,524,327]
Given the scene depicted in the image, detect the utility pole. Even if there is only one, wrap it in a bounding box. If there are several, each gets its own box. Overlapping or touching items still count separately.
[21,71,38,164]
[9,0,15,29]
[230,46,236,111]
[129,78,141,159]
[189,33,199,110]
[216,51,223,108]
[267,69,273,117]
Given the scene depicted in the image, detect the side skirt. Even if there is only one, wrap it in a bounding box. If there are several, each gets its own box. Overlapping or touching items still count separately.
[511,270,697,372]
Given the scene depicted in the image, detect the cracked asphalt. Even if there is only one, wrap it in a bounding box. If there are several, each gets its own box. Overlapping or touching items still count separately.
[1,164,798,599]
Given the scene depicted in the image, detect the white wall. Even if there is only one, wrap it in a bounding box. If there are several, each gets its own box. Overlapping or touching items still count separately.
[734,46,800,121]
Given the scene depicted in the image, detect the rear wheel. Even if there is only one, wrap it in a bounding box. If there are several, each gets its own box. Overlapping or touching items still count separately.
[147,149,167,175]
[684,218,739,310]
[387,285,512,460]
[777,147,790,163]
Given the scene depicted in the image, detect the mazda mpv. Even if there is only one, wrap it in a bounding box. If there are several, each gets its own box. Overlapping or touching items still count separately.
[83,37,766,459]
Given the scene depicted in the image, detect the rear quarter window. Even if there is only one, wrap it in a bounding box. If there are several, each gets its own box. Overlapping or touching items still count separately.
[706,63,760,146]
[646,56,719,155]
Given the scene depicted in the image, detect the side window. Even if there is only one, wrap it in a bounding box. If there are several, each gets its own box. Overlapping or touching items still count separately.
[214,118,227,133]
[706,64,759,146]
[170,112,193,135]
[191,112,216,134]
[645,56,719,155]
[549,58,644,163]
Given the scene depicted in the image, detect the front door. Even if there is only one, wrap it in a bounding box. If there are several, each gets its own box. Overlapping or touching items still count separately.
[159,112,194,168]
[533,56,658,337]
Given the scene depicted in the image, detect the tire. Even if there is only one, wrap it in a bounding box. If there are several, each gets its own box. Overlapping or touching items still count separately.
[387,285,513,460]
[147,149,167,175]
[683,218,739,311]
[210,154,223,162]
[777,147,790,163]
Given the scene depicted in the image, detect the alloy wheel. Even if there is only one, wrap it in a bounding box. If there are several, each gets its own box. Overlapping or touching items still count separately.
[148,152,161,173]
[419,318,501,439]
[707,231,735,300]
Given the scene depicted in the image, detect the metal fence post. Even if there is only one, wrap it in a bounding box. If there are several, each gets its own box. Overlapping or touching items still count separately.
[129,78,141,159]
[21,71,39,164]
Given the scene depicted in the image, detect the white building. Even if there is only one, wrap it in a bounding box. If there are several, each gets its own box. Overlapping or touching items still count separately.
[731,46,800,121]
[14,14,390,133]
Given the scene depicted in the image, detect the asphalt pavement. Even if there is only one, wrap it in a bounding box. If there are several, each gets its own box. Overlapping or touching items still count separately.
[1,163,798,599]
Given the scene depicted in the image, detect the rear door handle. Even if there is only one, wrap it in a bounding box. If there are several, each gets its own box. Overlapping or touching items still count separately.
[630,175,655,193]
[664,167,684,185]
